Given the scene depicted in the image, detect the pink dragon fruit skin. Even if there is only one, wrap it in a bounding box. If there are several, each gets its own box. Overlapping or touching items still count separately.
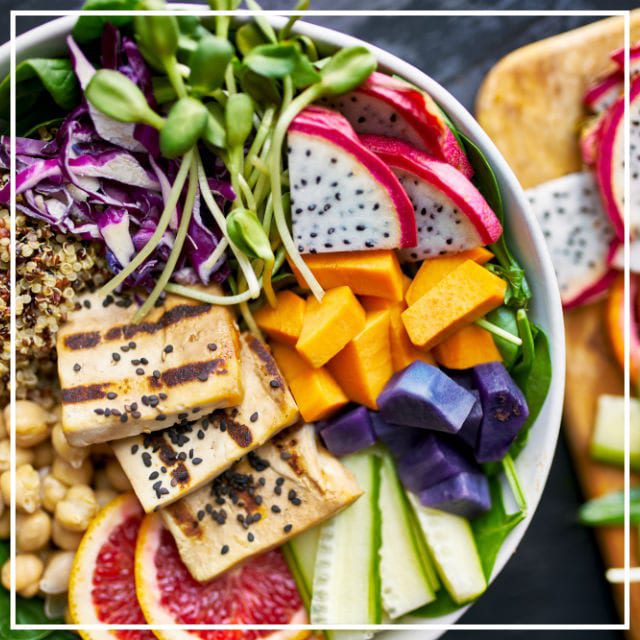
[361,135,502,261]
[610,41,640,78]
[596,77,640,241]
[583,71,624,114]
[288,106,417,253]
[321,71,474,179]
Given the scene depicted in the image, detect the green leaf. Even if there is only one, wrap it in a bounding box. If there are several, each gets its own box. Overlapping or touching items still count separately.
[235,23,268,56]
[0,58,78,116]
[234,62,281,105]
[319,46,377,96]
[411,585,461,618]
[244,43,320,87]
[509,326,552,459]
[579,488,640,527]
[485,306,520,369]
[472,477,525,580]
[73,0,141,43]
[245,0,278,44]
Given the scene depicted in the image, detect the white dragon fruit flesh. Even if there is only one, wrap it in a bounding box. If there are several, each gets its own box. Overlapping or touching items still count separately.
[287,106,417,254]
[526,171,617,308]
[362,135,502,262]
[320,71,474,179]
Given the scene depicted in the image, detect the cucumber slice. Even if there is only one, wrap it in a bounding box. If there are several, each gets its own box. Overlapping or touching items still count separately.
[310,452,382,627]
[409,494,486,605]
[406,495,440,593]
[378,454,436,618]
[283,526,321,610]
[591,394,640,469]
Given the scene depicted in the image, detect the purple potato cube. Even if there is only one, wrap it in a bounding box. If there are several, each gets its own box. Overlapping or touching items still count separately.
[458,390,483,449]
[369,411,424,458]
[377,362,476,433]
[418,471,491,519]
[446,369,475,391]
[397,432,476,493]
[319,406,376,457]
[473,362,530,462]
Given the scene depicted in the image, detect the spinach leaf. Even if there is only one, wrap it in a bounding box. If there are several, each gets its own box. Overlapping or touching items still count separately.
[0,58,79,135]
[472,477,525,579]
[411,588,461,619]
[73,0,141,43]
[509,326,552,459]
[579,488,640,526]
[457,132,531,308]
[486,306,520,369]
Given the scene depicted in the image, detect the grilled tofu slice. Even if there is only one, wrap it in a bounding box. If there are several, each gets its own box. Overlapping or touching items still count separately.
[112,333,299,512]
[57,290,242,446]
[161,423,363,582]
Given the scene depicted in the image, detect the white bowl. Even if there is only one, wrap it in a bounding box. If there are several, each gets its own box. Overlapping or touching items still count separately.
[0,11,566,637]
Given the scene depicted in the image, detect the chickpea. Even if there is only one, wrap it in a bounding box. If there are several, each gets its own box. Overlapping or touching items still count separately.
[2,554,44,598]
[51,519,83,551]
[52,456,93,486]
[4,465,42,513]
[0,511,9,539]
[51,424,88,470]
[95,488,118,508]
[105,458,132,492]
[40,551,74,595]
[12,401,50,448]
[41,474,67,513]
[55,485,98,533]
[0,440,33,470]
[32,441,54,468]
[16,510,51,552]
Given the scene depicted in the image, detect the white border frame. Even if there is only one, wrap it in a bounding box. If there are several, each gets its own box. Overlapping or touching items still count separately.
[7,6,625,635]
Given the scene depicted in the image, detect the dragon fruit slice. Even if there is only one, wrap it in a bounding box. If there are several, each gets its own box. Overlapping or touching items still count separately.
[287,106,417,254]
[526,171,617,308]
[361,135,502,262]
[596,77,640,241]
[583,71,623,114]
[320,71,473,178]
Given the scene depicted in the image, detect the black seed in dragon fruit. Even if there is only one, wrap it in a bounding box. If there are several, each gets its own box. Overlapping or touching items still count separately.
[361,135,502,262]
[287,106,417,254]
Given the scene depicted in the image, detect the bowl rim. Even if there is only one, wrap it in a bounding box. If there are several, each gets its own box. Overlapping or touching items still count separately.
[1,11,566,637]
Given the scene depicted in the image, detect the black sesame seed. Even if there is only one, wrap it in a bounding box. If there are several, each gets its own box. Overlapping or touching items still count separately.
[164,345,173,354]
[280,452,292,461]
[128,341,136,349]
[288,489,297,500]
[156,414,166,422]
[94,408,104,416]
[197,430,205,440]
[140,358,149,365]
[132,411,142,419]
[197,510,205,521]
[269,379,281,389]
[136,368,145,376]
[274,486,282,496]
[292,497,302,506]
[159,393,168,400]
[107,392,117,400]
[192,457,203,465]
[112,353,121,362]
[250,412,259,423]
[221,545,229,555]
[197,372,209,382]
[73,363,81,372]
[131,444,139,455]
[271,505,281,514]
[153,370,161,379]
[247,533,255,542]
[120,413,128,423]
[254,495,263,505]
[207,343,217,352]
[149,471,159,480]
[104,409,111,417]
[284,524,293,533]
[142,452,152,468]
[276,477,285,486]
[131,359,141,366]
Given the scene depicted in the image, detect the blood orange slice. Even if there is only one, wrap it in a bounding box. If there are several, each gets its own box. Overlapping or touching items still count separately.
[607,273,640,385]
[68,493,155,640]
[135,512,309,640]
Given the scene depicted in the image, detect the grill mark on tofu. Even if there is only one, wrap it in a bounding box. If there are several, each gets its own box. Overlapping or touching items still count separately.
[62,383,109,404]
[247,336,281,379]
[103,304,211,341]
[63,331,101,351]
[152,359,226,388]
[226,418,253,448]
[165,502,201,538]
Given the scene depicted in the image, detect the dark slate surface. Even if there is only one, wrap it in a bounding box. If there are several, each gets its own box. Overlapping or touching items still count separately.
[4,1,639,636]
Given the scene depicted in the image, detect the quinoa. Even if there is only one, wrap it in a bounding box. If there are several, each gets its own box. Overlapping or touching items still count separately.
[0,193,110,405]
